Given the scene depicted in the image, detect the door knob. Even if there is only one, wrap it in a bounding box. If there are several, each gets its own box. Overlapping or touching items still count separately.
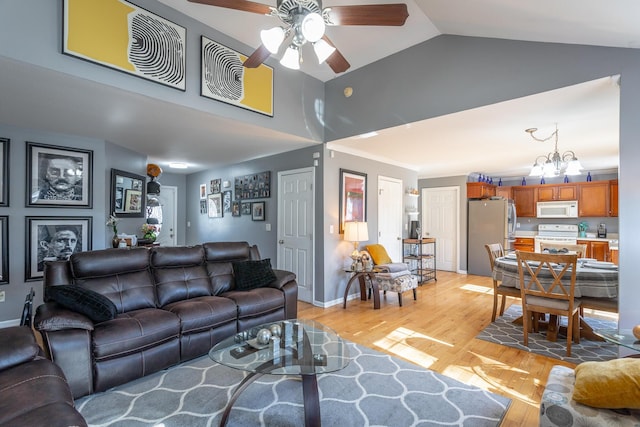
[278,240,284,244]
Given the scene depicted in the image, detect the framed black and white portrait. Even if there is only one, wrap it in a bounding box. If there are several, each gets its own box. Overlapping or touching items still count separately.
[25,216,92,281]
[241,202,251,215]
[0,139,9,207]
[26,142,93,208]
[0,216,8,285]
[252,201,265,221]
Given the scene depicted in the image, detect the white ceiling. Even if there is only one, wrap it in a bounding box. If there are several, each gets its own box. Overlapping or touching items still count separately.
[3,0,637,177]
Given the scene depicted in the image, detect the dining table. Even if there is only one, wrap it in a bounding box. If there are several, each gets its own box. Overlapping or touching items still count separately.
[492,254,619,342]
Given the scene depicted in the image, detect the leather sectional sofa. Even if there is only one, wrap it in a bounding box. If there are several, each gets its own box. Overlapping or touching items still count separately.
[34,242,298,399]
[0,326,87,426]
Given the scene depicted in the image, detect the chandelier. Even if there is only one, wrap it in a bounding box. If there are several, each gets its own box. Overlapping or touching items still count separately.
[526,124,583,177]
[260,0,336,70]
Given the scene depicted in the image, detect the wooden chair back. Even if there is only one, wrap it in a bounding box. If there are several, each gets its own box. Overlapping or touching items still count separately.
[539,242,587,258]
[484,243,504,271]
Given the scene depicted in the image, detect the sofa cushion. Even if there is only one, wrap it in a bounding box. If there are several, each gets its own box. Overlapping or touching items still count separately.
[573,358,640,409]
[163,296,238,334]
[232,259,277,290]
[222,287,285,319]
[152,245,211,307]
[366,244,393,265]
[45,285,117,323]
[0,326,40,371]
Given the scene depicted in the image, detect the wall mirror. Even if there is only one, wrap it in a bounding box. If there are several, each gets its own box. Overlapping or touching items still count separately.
[111,169,146,218]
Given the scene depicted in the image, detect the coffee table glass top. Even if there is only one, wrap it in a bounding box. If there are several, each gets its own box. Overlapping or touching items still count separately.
[209,319,349,375]
[594,329,640,352]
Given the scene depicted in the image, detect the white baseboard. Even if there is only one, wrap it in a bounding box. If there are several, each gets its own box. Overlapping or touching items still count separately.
[0,319,21,328]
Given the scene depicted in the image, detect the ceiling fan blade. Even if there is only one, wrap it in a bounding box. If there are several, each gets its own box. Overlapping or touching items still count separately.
[187,0,272,15]
[243,44,271,68]
[325,4,409,26]
[322,36,350,73]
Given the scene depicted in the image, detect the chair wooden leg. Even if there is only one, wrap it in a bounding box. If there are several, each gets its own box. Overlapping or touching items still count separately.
[572,312,581,344]
[522,307,529,347]
[397,293,403,307]
[499,294,507,316]
[412,288,417,301]
[491,289,499,322]
[566,316,573,357]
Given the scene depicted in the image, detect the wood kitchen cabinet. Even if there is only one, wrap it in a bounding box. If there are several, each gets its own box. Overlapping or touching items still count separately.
[578,181,609,217]
[577,239,610,262]
[466,182,496,199]
[512,186,537,217]
[495,186,512,199]
[514,237,534,252]
[537,183,577,201]
[609,179,618,217]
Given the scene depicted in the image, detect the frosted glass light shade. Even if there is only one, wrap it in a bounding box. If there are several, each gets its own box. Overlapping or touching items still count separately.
[564,159,584,175]
[260,27,285,54]
[280,45,300,69]
[301,13,325,42]
[313,39,336,64]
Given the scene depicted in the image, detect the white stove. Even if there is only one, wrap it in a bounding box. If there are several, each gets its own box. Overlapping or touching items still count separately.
[534,224,579,252]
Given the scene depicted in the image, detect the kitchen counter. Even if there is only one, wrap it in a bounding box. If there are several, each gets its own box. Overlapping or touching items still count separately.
[512,232,619,249]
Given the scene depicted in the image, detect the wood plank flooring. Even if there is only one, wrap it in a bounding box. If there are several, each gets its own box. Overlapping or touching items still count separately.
[297,271,577,426]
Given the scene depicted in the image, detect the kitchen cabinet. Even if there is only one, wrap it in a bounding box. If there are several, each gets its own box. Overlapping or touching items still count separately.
[466,182,496,199]
[536,184,577,201]
[495,186,512,199]
[609,179,618,217]
[514,237,534,252]
[512,186,537,217]
[578,181,609,217]
[577,239,610,262]
[610,248,619,265]
[403,238,437,284]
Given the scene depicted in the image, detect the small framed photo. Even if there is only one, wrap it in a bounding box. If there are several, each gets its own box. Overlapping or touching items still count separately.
[241,202,251,215]
[0,216,8,285]
[199,183,207,199]
[0,138,9,207]
[124,189,142,212]
[199,199,207,214]
[207,193,222,218]
[231,201,240,217]
[25,216,92,281]
[223,190,232,213]
[252,201,265,221]
[210,178,221,194]
[26,142,93,208]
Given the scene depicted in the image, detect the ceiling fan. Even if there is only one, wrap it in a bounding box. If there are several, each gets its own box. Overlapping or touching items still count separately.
[187,0,409,73]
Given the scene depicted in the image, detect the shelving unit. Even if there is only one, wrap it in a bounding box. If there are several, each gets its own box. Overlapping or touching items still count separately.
[402,238,437,284]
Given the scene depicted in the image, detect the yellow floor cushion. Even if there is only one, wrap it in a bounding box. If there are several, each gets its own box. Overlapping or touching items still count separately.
[573,358,640,409]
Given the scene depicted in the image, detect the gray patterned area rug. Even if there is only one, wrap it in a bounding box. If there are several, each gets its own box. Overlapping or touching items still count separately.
[477,304,619,363]
[76,341,511,427]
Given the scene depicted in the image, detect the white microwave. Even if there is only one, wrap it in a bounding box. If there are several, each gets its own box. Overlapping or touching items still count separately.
[536,200,579,218]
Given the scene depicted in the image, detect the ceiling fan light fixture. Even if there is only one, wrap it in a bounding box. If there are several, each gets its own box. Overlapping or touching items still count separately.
[280,45,300,69]
[313,38,335,64]
[564,158,583,175]
[526,124,583,178]
[260,27,286,54]
[300,12,325,43]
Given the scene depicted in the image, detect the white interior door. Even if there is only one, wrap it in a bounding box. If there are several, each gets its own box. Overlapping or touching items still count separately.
[421,186,459,272]
[277,168,315,303]
[377,176,403,262]
[153,185,177,247]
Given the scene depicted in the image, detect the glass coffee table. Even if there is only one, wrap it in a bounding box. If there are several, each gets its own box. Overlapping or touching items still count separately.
[209,318,350,427]
[594,329,640,353]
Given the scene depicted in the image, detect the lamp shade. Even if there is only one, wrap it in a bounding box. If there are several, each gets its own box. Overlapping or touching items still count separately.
[260,27,285,54]
[344,221,369,243]
[280,45,300,70]
[313,39,336,64]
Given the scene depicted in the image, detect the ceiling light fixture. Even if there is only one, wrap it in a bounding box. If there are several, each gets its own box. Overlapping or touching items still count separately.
[526,124,583,177]
[169,162,188,169]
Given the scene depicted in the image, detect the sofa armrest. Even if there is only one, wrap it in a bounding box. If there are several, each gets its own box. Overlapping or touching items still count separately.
[34,302,94,332]
[0,326,40,371]
[269,269,296,290]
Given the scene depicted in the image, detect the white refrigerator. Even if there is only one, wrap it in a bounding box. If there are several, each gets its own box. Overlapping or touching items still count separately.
[467,198,517,277]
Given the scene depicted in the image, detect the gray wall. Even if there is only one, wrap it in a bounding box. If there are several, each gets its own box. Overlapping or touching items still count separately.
[327,35,638,329]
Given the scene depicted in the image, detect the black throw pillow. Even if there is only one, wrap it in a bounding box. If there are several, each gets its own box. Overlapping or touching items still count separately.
[232,259,277,291]
[46,285,117,323]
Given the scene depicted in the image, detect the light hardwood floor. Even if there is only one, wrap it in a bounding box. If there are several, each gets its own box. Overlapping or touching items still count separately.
[297,271,578,426]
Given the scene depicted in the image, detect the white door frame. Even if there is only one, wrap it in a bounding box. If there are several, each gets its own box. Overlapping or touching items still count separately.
[377,175,404,262]
[421,186,461,273]
[277,167,315,304]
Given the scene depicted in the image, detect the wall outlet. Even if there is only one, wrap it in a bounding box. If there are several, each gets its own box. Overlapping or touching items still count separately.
[0,291,5,302]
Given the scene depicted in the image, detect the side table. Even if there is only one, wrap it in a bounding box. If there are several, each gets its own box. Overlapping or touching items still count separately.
[594,329,640,353]
[343,269,382,309]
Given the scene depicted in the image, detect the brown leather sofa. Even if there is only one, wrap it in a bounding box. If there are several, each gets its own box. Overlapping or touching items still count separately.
[0,326,87,426]
[34,242,298,399]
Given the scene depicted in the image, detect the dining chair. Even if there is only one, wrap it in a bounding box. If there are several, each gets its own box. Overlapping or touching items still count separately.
[539,242,588,258]
[485,243,521,322]
[516,250,581,356]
